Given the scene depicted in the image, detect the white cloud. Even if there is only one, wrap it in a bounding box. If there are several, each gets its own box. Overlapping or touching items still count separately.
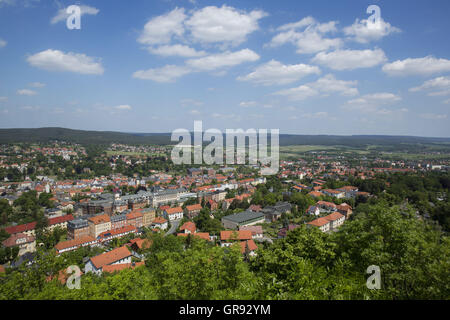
[344,92,402,114]
[274,74,358,100]
[138,8,186,45]
[186,49,259,71]
[180,99,204,107]
[51,5,99,24]
[237,59,320,86]
[420,113,447,120]
[343,18,400,43]
[185,5,267,46]
[21,105,40,110]
[0,38,6,48]
[409,76,450,96]
[311,49,387,70]
[269,17,342,54]
[28,82,45,88]
[132,65,191,83]
[274,85,319,101]
[27,49,104,75]
[383,56,450,76]
[17,89,37,96]
[114,105,132,111]
[147,44,206,57]
[239,101,257,107]
[189,109,200,115]
[0,96,7,101]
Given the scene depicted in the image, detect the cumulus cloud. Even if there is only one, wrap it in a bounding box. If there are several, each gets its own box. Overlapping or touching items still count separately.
[132,65,191,83]
[186,49,259,71]
[51,5,99,24]
[343,18,400,43]
[27,49,104,75]
[17,89,37,95]
[185,5,267,46]
[343,92,402,114]
[0,38,6,48]
[237,59,320,86]
[382,56,450,76]
[0,96,7,101]
[147,44,206,57]
[409,76,450,96]
[311,49,387,70]
[269,17,342,54]
[274,74,358,100]
[138,7,186,45]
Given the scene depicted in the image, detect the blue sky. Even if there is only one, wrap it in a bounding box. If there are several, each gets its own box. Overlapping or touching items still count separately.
[0,0,450,137]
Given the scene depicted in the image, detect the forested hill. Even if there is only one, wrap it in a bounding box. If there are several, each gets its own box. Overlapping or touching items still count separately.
[1,127,450,147]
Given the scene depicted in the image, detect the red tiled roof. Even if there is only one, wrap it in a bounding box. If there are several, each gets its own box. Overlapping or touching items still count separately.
[165,207,183,214]
[307,217,330,227]
[88,214,110,225]
[126,210,143,220]
[180,221,196,233]
[4,222,37,235]
[48,214,74,226]
[153,217,167,224]
[2,233,35,247]
[220,230,252,241]
[186,204,202,211]
[55,236,96,251]
[90,246,131,269]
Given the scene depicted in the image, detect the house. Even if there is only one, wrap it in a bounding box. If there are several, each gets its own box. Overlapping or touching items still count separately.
[67,219,90,240]
[4,222,37,237]
[47,214,74,232]
[184,203,202,219]
[261,202,291,222]
[316,201,337,212]
[152,217,168,230]
[220,230,252,247]
[239,225,263,239]
[129,238,152,251]
[179,221,196,234]
[126,210,143,228]
[221,211,265,229]
[163,207,183,221]
[240,239,258,257]
[306,205,320,216]
[54,236,96,254]
[337,203,353,219]
[88,214,111,238]
[307,217,330,232]
[2,233,36,256]
[177,232,211,241]
[142,208,156,227]
[321,189,345,199]
[336,186,359,198]
[85,246,132,275]
[97,225,137,243]
[324,212,345,230]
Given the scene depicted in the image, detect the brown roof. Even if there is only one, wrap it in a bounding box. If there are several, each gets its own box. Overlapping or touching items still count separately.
[165,207,183,214]
[239,225,263,235]
[2,233,35,247]
[186,204,202,211]
[180,221,196,233]
[307,217,330,227]
[126,210,143,220]
[88,214,110,225]
[48,214,74,226]
[90,246,131,269]
[4,222,37,235]
[153,217,167,224]
[55,236,96,251]
[324,212,344,222]
[220,230,252,241]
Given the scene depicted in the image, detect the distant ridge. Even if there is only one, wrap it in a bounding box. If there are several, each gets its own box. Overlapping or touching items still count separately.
[0,127,450,147]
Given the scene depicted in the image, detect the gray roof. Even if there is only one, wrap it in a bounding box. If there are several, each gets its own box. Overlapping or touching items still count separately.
[222,210,265,224]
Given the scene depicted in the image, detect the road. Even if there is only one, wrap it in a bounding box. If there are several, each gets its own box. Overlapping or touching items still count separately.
[164,219,181,237]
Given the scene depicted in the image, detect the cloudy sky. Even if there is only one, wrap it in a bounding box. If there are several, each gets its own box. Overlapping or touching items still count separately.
[0,0,449,137]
